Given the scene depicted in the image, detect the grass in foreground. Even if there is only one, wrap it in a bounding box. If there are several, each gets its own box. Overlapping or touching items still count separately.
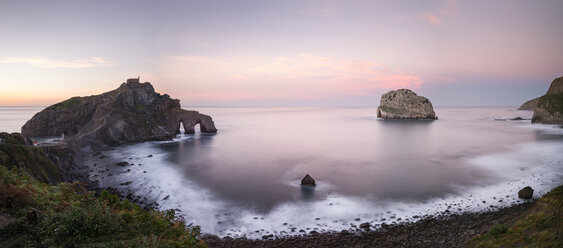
[469,185,563,247]
[0,165,206,247]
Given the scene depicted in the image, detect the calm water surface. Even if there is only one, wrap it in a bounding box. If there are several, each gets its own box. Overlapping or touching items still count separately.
[2,106,562,237]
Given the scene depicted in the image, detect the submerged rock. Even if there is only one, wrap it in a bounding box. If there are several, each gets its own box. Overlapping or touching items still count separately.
[301,174,316,186]
[21,79,217,147]
[518,186,534,199]
[531,77,563,124]
[377,89,437,119]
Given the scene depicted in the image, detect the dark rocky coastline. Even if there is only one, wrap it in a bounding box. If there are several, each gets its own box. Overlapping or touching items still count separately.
[203,201,536,248]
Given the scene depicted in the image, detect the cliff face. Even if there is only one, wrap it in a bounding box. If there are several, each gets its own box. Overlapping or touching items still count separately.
[532,77,563,124]
[21,81,217,147]
[377,89,437,119]
[518,97,539,110]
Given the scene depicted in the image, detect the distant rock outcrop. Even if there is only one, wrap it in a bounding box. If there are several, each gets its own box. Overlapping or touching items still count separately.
[21,80,217,147]
[531,76,563,124]
[301,174,316,186]
[518,97,539,110]
[377,89,437,119]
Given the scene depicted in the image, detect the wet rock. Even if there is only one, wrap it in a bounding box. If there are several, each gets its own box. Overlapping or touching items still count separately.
[120,181,133,186]
[262,234,274,239]
[301,174,316,186]
[518,186,534,199]
[147,154,153,157]
[359,222,370,229]
[116,161,129,166]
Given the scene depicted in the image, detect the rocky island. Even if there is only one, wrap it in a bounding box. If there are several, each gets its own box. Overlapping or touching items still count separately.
[377,89,437,119]
[21,78,217,147]
[530,76,563,124]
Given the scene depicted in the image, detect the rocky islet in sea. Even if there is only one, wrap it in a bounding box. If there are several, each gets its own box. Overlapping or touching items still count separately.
[21,78,217,148]
[377,89,437,119]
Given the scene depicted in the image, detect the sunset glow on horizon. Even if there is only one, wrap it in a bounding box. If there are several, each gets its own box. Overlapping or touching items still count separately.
[1,0,562,107]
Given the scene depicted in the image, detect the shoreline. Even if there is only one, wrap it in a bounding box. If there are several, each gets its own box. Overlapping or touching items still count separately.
[79,134,562,240]
[202,200,536,247]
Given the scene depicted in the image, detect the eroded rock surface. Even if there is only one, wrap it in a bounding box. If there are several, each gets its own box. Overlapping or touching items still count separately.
[377,89,437,119]
[21,80,217,147]
[518,97,539,110]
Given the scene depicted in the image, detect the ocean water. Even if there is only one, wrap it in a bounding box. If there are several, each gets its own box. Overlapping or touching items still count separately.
[2,106,562,238]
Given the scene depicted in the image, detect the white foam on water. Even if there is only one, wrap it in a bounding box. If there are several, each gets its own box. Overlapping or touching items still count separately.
[88,126,563,239]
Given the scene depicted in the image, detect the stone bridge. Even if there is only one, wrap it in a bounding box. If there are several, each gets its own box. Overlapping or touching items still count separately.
[170,109,217,134]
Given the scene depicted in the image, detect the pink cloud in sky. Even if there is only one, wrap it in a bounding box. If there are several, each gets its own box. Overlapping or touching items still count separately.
[0,56,114,68]
[418,0,459,28]
[159,53,445,102]
[419,11,442,27]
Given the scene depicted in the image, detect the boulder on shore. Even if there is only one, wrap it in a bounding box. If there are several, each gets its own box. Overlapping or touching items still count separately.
[531,76,563,124]
[377,89,437,119]
[518,186,534,199]
[21,79,217,147]
[301,174,316,186]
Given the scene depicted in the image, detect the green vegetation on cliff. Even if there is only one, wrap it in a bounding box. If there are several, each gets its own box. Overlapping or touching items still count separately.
[0,133,205,247]
[469,185,563,247]
[537,93,563,115]
[0,133,64,184]
[0,165,205,247]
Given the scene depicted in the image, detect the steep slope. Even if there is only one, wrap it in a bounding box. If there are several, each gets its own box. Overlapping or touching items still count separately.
[532,76,563,124]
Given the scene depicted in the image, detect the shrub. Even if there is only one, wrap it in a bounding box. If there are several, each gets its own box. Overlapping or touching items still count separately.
[488,224,508,237]
[0,165,206,247]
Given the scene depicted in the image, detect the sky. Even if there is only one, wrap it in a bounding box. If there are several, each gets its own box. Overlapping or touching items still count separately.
[0,0,562,107]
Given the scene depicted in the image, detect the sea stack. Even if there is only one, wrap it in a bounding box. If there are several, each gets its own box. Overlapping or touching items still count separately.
[21,78,217,147]
[301,174,316,186]
[531,76,563,124]
[377,89,437,119]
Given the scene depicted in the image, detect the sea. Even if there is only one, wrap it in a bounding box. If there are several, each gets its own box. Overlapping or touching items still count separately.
[1,106,562,238]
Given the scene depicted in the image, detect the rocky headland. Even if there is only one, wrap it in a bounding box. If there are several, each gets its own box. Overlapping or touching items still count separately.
[531,76,563,124]
[21,79,217,148]
[518,97,539,110]
[377,89,437,119]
